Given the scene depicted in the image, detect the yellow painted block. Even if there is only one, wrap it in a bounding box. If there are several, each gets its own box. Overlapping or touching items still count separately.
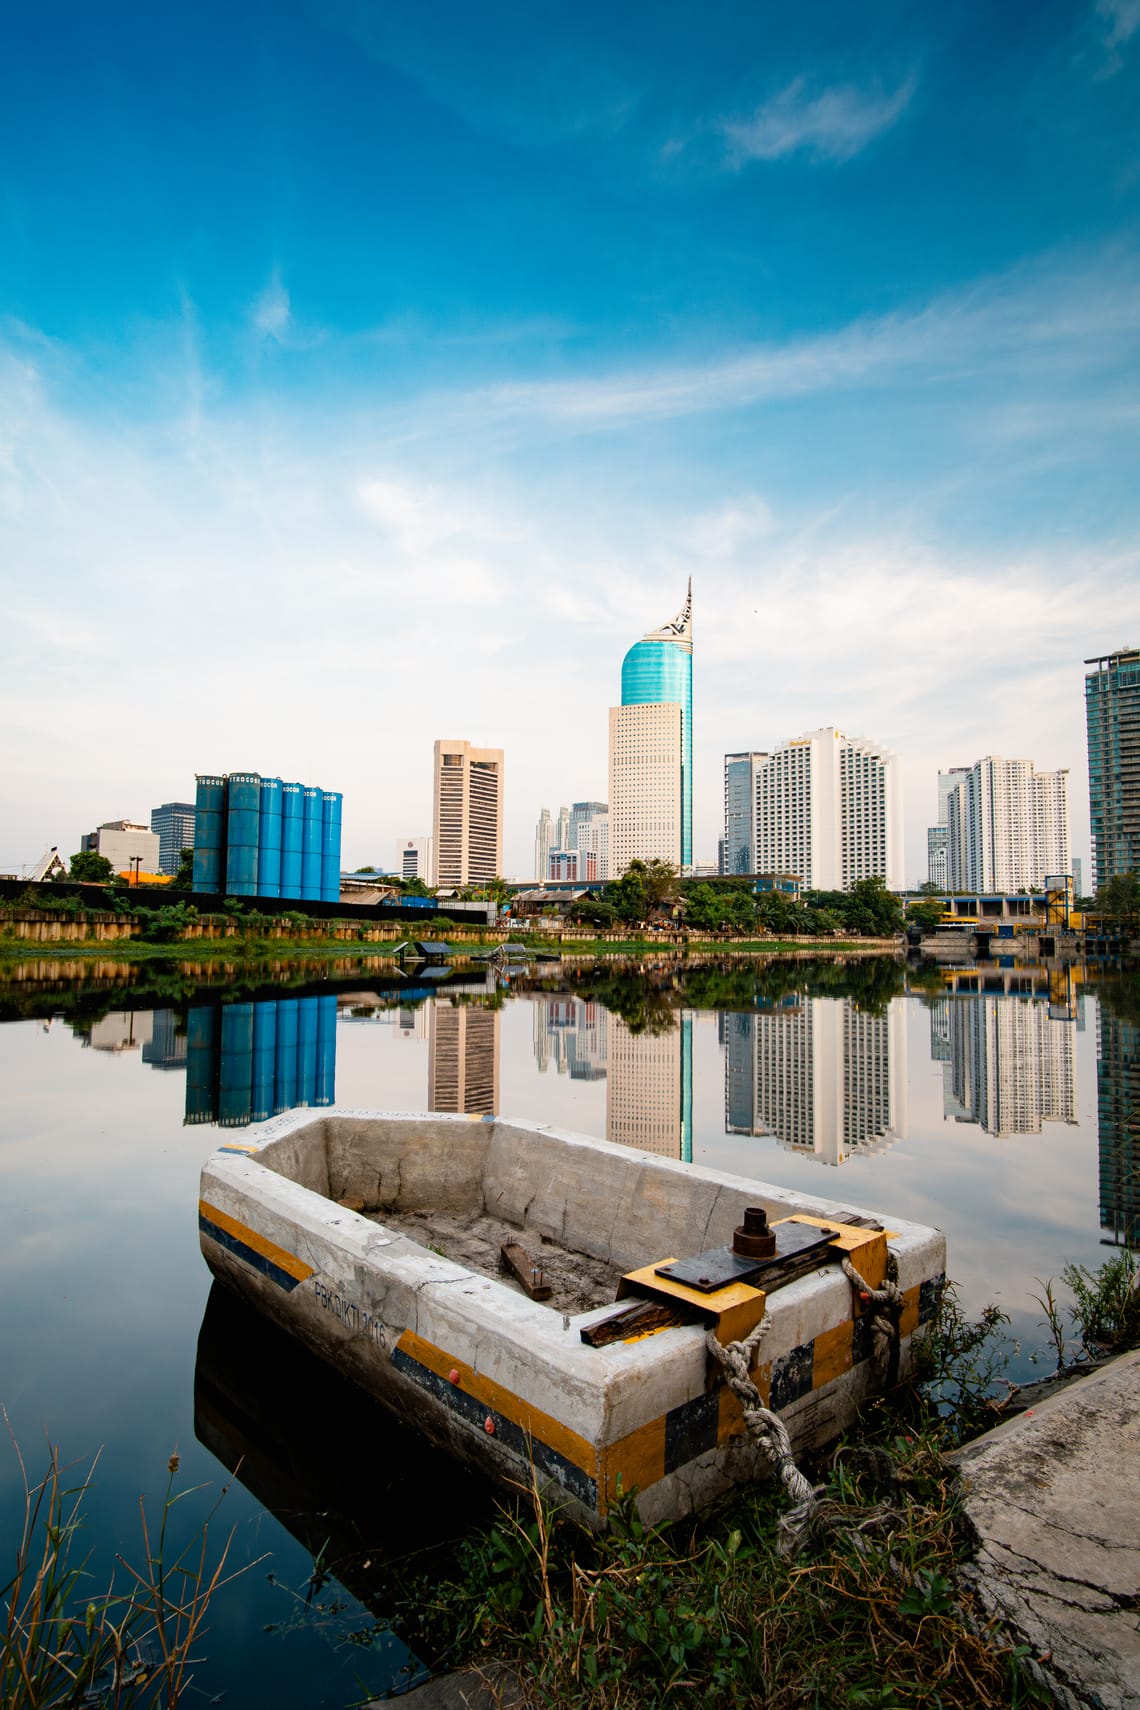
[898,1284,921,1339]
[602,1415,666,1507]
[777,1216,893,1294]
[812,1319,853,1389]
[617,1259,766,1346]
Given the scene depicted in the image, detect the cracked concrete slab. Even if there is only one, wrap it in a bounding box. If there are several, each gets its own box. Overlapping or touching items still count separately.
[950,1348,1140,1710]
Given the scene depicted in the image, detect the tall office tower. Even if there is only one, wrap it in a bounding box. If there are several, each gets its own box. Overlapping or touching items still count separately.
[1085,647,1140,889]
[534,808,553,882]
[723,752,768,876]
[1097,1006,1138,1246]
[1072,857,1084,898]
[725,997,907,1166]
[749,727,904,890]
[925,767,970,888]
[944,758,1070,893]
[81,820,162,874]
[149,802,195,876]
[606,1011,692,1159]
[568,801,608,851]
[619,581,693,871]
[577,809,609,880]
[944,996,1076,1137]
[428,1003,500,1115]
[397,837,431,881]
[556,805,571,852]
[431,740,504,888]
[608,703,682,876]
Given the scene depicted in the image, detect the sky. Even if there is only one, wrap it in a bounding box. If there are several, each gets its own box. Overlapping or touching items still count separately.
[2,0,1139,883]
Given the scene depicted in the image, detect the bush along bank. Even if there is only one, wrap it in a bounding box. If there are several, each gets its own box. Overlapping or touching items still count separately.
[389,1255,1140,1710]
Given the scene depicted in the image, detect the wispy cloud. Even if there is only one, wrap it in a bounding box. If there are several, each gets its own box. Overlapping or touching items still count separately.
[1095,0,1140,72]
[721,75,916,166]
[251,268,292,342]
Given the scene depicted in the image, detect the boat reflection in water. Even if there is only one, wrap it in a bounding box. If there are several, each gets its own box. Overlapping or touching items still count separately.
[185,995,337,1127]
[193,1284,496,1689]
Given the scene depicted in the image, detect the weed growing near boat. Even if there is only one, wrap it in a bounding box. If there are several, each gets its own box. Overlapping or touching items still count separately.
[1,1415,257,1709]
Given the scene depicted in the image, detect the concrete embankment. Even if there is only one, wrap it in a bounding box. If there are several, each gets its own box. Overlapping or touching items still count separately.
[951,1348,1140,1710]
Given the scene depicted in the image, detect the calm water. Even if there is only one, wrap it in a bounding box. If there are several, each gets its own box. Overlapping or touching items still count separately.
[1,955,1135,1706]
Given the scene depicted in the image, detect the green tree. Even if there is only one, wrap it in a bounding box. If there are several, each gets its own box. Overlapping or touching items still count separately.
[1096,871,1140,917]
[918,880,946,896]
[171,847,195,890]
[908,899,947,933]
[67,850,114,883]
[607,865,648,923]
[402,876,435,897]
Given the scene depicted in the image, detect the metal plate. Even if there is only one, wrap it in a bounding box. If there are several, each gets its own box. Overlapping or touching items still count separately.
[655,1221,836,1294]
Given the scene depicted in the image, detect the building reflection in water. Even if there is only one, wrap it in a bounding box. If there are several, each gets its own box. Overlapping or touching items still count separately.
[532,997,608,1081]
[724,997,906,1166]
[927,989,1076,1137]
[143,1008,188,1071]
[429,1002,500,1115]
[184,995,336,1127]
[606,1012,693,1161]
[1097,1007,1138,1247]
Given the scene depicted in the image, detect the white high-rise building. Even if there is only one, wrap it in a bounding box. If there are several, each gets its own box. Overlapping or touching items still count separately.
[608,703,682,877]
[396,837,431,881]
[945,758,1069,893]
[556,805,571,853]
[80,820,162,875]
[534,808,553,882]
[431,740,504,888]
[748,726,904,891]
[576,810,609,880]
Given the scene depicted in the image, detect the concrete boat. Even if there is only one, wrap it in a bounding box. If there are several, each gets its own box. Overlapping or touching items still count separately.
[198,1110,945,1527]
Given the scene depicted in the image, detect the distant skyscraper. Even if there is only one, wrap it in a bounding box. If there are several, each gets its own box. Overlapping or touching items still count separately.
[617,582,693,871]
[568,801,607,850]
[576,809,609,880]
[397,837,431,881]
[926,767,970,888]
[725,997,906,1166]
[1072,857,1084,898]
[1085,647,1140,889]
[150,802,195,876]
[945,758,1069,893]
[609,702,682,876]
[723,752,767,876]
[556,805,571,852]
[429,1003,499,1114]
[534,808,553,882]
[431,740,504,888]
[748,727,904,890]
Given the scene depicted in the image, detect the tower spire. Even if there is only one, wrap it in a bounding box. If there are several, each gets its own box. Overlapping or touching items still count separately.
[642,578,693,652]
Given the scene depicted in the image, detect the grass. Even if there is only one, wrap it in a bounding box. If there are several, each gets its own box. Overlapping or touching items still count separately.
[1,1416,257,1709]
[392,1265,1140,1709]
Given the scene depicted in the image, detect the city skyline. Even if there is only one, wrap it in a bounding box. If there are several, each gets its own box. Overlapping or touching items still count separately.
[3,5,1140,881]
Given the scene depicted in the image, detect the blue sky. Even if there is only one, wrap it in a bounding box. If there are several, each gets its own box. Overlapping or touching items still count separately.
[3,0,1139,879]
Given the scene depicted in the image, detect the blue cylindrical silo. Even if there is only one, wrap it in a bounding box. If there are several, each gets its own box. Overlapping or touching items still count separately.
[184,1005,218,1125]
[192,776,227,895]
[251,1001,278,1122]
[274,997,299,1111]
[315,994,336,1106]
[296,996,318,1107]
[225,773,261,897]
[320,791,342,903]
[280,783,304,900]
[301,787,323,902]
[217,1003,254,1127]
[257,778,283,901]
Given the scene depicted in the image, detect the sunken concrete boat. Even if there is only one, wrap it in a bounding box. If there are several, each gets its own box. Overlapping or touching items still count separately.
[199,1111,945,1527]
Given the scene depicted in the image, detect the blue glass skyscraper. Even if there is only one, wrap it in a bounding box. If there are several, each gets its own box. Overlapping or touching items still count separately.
[620,580,693,870]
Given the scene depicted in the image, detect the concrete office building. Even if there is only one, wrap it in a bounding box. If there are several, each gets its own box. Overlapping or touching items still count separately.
[723,752,767,876]
[926,767,970,888]
[556,805,571,853]
[944,758,1069,893]
[150,802,195,876]
[748,726,904,891]
[568,801,607,851]
[618,582,693,870]
[1085,647,1140,889]
[534,808,553,882]
[431,740,504,888]
[576,808,609,880]
[608,702,683,876]
[1072,857,1084,898]
[397,837,431,882]
[81,820,161,874]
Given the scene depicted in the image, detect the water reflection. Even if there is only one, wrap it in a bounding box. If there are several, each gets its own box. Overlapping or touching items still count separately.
[1098,1007,1139,1246]
[185,996,337,1127]
[428,1002,500,1114]
[530,993,692,1158]
[532,997,608,1081]
[723,998,906,1166]
[929,993,1076,1137]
